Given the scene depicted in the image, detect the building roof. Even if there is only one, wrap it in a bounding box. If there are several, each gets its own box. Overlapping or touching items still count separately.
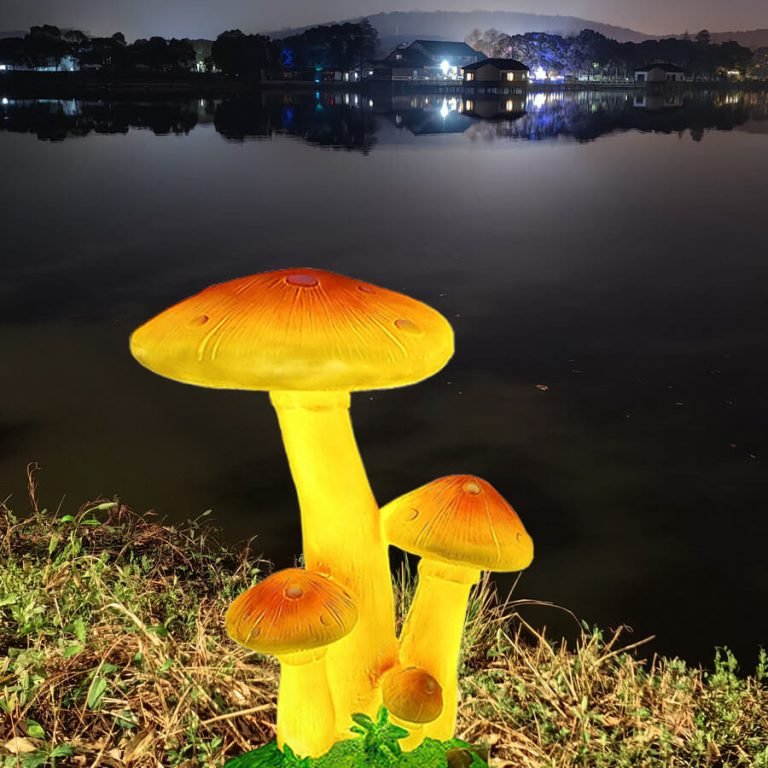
[462,58,529,72]
[635,61,686,73]
[412,40,484,59]
[381,47,432,67]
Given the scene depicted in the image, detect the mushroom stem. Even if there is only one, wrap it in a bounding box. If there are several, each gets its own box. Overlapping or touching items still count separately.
[390,716,424,752]
[397,559,478,740]
[278,648,336,758]
[270,390,398,720]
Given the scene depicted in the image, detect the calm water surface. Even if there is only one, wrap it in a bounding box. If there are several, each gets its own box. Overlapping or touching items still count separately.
[1,88,767,666]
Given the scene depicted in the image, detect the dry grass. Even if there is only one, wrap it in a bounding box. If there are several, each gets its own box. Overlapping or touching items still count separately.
[1,479,767,767]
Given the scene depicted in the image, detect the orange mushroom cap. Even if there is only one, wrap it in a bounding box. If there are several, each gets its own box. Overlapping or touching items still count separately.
[382,666,443,724]
[381,475,533,572]
[225,568,358,655]
[129,268,454,392]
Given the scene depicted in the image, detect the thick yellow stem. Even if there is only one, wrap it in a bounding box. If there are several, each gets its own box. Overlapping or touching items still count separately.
[271,390,398,724]
[398,560,478,740]
[277,649,335,758]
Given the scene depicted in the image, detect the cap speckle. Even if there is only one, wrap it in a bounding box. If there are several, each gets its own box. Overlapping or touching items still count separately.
[395,318,422,335]
[285,274,319,287]
[189,315,209,327]
[284,584,304,599]
[463,481,482,495]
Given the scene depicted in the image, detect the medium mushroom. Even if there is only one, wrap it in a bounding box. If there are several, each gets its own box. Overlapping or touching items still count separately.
[381,475,533,739]
[380,665,443,750]
[225,567,357,757]
[129,268,454,720]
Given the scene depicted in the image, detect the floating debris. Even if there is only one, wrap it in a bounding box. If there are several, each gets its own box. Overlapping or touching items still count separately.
[536,384,549,392]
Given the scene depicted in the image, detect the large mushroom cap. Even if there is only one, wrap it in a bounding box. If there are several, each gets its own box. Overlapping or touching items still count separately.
[381,475,533,572]
[381,666,443,724]
[130,268,454,392]
[225,568,358,655]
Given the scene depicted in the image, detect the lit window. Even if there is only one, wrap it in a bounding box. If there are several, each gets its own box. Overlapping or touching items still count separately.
[467,72,474,81]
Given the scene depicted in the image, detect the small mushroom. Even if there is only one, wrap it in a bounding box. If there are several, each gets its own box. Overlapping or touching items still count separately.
[130,268,454,719]
[380,665,443,750]
[381,475,533,739]
[225,568,357,758]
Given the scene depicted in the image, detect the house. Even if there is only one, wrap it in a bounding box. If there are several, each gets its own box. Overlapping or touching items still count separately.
[369,39,484,81]
[462,58,529,85]
[635,62,687,83]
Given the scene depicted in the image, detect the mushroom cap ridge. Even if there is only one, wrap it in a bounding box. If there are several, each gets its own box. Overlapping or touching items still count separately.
[129,268,454,392]
[225,568,358,655]
[381,475,534,572]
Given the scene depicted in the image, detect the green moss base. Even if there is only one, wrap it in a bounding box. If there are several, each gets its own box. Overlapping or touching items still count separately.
[223,737,488,768]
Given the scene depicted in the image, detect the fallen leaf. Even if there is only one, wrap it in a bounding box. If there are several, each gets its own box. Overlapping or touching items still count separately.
[3,737,38,754]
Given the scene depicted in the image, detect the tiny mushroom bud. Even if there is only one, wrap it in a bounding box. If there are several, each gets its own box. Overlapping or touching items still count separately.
[381,475,533,740]
[226,568,357,758]
[380,665,443,750]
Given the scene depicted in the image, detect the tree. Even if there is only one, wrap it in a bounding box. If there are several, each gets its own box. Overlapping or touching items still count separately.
[129,36,196,72]
[25,25,70,69]
[0,37,31,69]
[212,30,272,78]
[696,29,711,46]
[279,20,377,72]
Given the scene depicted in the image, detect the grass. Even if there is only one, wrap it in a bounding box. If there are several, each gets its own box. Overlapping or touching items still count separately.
[0,479,767,767]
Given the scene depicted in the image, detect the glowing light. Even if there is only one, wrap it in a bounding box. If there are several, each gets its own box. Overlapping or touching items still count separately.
[534,66,547,80]
[0,65,7,71]
[440,60,450,76]
[532,93,547,109]
[1,97,8,106]
[440,99,449,119]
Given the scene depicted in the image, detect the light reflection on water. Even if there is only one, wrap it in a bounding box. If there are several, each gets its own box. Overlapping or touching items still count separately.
[1,88,767,667]
[1,87,767,145]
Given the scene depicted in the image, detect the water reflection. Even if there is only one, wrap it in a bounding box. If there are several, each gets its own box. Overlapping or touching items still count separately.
[2,89,766,147]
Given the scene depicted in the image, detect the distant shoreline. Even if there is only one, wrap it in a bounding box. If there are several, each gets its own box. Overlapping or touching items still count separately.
[2,71,767,99]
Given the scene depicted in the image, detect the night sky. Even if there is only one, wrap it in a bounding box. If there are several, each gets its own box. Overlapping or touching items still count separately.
[0,0,765,41]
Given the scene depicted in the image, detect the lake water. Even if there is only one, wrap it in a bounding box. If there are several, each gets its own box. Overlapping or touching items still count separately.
[1,87,767,668]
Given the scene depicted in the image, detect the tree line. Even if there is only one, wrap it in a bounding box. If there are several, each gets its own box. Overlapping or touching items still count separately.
[466,28,756,79]
[0,21,378,78]
[0,23,758,80]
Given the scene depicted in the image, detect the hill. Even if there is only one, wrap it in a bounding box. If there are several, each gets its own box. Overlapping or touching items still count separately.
[268,10,653,47]
[710,29,768,50]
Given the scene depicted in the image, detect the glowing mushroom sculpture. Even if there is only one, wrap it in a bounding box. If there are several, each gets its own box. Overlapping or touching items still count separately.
[129,268,454,719]
[226,568,357,757]
[381,475,533,739]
